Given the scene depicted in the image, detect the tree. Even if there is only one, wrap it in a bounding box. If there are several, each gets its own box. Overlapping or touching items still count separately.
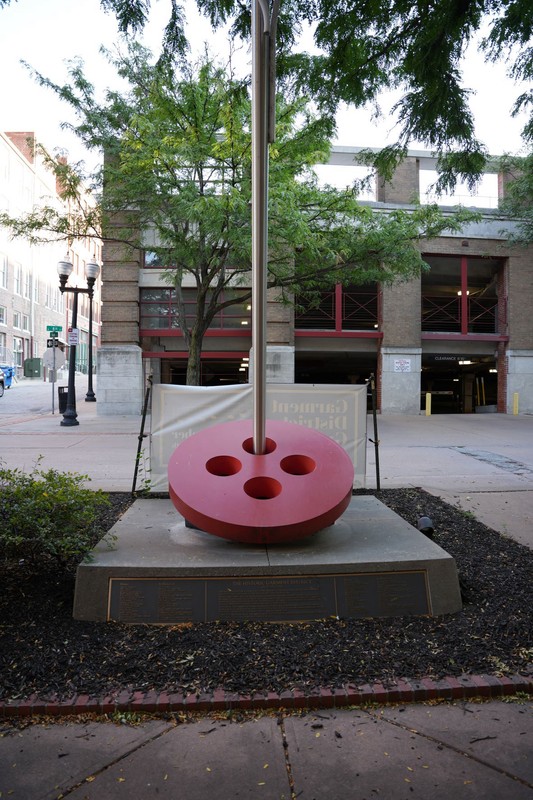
[0,44,477,384]
[3,0,531,184]
[191,0,533,191]
[497,151,533,244]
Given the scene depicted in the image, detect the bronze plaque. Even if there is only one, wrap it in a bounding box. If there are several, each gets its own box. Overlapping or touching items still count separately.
[336,571,430,617]
[108,570,429,623]
[206,576,337,622]
[108,578,206,623]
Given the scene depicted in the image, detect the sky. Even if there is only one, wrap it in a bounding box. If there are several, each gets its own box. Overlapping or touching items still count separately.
[0,0,530,172]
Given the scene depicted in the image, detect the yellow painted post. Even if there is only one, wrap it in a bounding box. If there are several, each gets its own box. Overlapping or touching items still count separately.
[425,392,431,416]
[513,392,519,415]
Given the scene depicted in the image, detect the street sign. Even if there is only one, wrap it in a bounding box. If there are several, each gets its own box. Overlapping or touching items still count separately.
[46,325,63,332]
[47,338,61,348]
[42,348,66,370]
[68,328,79,346]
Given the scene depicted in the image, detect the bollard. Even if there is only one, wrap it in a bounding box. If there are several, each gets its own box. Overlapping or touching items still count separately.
[425,392,432,416]
[513,392,519,415]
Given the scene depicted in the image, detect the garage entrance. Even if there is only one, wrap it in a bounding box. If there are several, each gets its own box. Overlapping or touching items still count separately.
[160,356,249,386]
[295,352,377,386]
[421,355,498,413]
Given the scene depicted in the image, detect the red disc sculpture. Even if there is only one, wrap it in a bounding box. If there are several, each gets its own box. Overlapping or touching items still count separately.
[168,1,354,544]
[168,418,354,544]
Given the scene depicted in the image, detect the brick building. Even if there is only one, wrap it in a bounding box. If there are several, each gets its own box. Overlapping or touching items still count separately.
[0,131,102,379]
[97,148,533,416]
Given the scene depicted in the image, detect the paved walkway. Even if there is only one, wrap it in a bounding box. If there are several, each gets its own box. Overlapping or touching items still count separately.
[0,378,532,799]
[0,375,141,493]
[1,701,531,799]
[366,412,533,549]
[1,378,532,547]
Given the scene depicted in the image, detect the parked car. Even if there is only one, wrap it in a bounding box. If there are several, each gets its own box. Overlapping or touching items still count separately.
[0,367,4,397]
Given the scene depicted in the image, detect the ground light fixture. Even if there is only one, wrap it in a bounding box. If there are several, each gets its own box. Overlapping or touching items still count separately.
[417,516,435,539]
[57,254,100,426]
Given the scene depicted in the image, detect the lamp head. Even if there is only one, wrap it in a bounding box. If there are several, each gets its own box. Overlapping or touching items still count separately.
[85,256,100,297]
[57,254,74,291]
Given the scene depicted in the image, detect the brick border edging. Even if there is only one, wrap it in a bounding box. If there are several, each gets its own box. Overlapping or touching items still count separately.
[1,674,531,718]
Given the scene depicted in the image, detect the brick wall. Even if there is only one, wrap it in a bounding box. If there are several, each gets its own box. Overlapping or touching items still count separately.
[381,278,421,346]
[377,157,420,204]
[5,132,35,163]
[101,217,141,346]
[507,248,533,348]
[266,287,294,346]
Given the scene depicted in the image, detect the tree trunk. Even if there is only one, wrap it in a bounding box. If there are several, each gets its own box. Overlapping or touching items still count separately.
[186,328,204,385]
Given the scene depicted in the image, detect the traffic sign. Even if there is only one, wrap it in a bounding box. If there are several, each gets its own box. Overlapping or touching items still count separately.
[43,349,66,370]
[68,328,79,346]
[46,325,63,332]
[47,338,61,348]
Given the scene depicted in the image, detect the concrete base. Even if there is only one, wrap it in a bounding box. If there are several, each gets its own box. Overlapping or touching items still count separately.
[506,349,533,414]
[74,496,462,623]
[96,345,143,415]
[248,345,295,384]
[380,347,422,415]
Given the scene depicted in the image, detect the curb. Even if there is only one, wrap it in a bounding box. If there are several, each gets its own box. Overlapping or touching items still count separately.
[1,674,531,718]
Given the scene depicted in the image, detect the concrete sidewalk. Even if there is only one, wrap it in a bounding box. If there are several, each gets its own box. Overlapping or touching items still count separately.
[1,700,531,799]
[0,376,142,493]
[1,380,532,799]
[1,378,532,547]
[365,412,533,549]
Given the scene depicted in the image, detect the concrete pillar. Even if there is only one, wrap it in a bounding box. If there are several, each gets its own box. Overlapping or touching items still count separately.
[145,356,161,385]
[380,346,422,414]
[249,345,295,384]
[248,286,295,383]
[379,276,421,412]
[97,345,143,415]
[97,215,144,415]
[506,350,533,414]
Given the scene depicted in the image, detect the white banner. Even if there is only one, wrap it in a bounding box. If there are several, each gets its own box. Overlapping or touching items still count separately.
[150,383,367,492]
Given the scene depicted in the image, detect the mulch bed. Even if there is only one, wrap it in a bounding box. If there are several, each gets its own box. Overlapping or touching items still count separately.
[0,489,531,702]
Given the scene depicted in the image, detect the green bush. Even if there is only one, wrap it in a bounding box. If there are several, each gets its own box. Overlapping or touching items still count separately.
[0,459,111,567]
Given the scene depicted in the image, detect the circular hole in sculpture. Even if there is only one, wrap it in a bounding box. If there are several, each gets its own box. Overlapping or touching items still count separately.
[280,454,316,475]
[205,455,242,476]
[243,476,282,500]
[242,436,277,454]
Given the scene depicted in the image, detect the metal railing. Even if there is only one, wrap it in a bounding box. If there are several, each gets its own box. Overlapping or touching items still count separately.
[421,295,500,333]
[295,289,379,331]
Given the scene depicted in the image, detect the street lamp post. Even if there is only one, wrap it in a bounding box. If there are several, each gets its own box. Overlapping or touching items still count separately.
[84,256,99,402]
[57,254,100,427]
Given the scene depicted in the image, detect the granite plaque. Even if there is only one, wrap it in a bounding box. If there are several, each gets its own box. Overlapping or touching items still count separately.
[108,570,430,623]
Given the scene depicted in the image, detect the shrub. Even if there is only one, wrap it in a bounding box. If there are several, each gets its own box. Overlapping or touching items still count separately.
[0,459,111,567]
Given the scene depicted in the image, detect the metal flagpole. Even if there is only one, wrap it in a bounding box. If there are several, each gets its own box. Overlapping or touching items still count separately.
[251,0,271,455]
[167,1,355,544]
